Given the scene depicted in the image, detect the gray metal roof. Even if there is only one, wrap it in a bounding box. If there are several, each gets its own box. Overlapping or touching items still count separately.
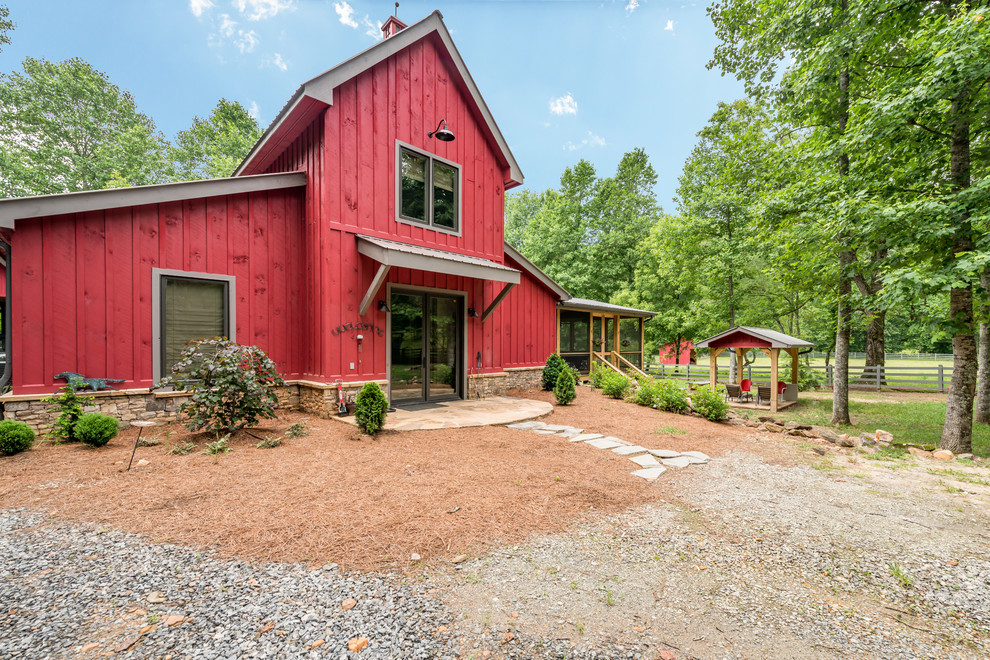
[356,235,520,284]
[558,297,657,318]
[695,326,814,349]
[0,172,307,229]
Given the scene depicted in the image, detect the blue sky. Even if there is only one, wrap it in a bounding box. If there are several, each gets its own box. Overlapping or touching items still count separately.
[1,0,744,209]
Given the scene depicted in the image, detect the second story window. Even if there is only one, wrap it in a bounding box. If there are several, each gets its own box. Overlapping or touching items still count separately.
[398,144,460,233]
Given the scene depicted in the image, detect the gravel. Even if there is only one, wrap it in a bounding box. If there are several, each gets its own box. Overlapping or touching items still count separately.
[0,510,458,659]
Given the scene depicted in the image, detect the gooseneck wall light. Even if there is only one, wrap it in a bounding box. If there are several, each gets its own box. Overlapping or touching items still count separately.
[428,119,455,142]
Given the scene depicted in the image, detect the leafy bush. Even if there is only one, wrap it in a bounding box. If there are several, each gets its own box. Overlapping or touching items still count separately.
[798,362,824,391]
[554,369,576,405]
[633,378,661,407]
[202,434,231,455]
[0,420,35,455]
[73,413,119,447]
[41,386,95,442]
[692,384,729,421]
[254,435,282,449]
[355,382,389,434]
[156,338,284,434]
[655,380,690,413]
[542,353,567,391]
[589,362,608,389]
[167,441,196,455]
[285,421,309,438]
[600,370,632,399]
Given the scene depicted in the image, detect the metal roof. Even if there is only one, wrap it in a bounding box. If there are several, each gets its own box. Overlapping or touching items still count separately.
[356,235,520,284]
[558,297,657,318]
[695,326,814,349]
[0,172,307,229]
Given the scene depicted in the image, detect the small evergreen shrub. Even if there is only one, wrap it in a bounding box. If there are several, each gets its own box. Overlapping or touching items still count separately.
[0,420,35,455]
[73,413,119,447]
[156,338,284,434]
[554,369,577,405]
[542,353,567,391]
[355,382,389,434]
[693,385,729,421]
[655,380,690,413]
[600,370,632,399]
[41,386,95,442]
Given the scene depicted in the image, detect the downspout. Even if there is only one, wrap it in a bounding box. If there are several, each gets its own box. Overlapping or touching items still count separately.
[0,239,11,391]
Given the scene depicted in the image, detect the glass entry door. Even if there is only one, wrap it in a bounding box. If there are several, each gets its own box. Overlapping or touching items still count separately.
[389,290,462,405]
[592,315,617,367]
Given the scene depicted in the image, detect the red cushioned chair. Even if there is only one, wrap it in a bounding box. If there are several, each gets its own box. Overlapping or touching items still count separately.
[739,379,753,403]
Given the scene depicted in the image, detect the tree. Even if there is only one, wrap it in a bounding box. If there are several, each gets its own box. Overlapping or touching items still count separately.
[0,5,13,53]
[0,57,171,196]
[172,99,262,180]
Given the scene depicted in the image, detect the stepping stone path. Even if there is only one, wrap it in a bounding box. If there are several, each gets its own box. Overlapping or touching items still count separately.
[503,420,710,482]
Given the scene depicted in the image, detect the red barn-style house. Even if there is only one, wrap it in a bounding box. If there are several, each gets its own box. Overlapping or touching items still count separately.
[0,12,653,427]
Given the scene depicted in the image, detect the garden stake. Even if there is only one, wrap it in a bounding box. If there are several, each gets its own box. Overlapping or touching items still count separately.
[127,421,156,471]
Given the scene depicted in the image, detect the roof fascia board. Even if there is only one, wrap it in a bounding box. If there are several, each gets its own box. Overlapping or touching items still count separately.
[0,172,307,228]
[557,300,657,318]
[234,11,524,186]
[358,237,521,285]
[504,242,569,300]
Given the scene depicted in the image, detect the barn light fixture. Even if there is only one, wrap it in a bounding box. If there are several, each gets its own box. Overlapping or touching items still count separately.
[378,300,390,313]
[468,307,480,318]
[428,119,455,142]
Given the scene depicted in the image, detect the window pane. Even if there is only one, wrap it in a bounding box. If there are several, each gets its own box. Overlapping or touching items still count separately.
[163,278,227,374]
[559,310,590,353]
[400,150,427,222]
[620,317,641,352]
[432,161,457,229]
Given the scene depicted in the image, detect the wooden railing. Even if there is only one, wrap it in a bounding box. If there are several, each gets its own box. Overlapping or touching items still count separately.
[593,351,649,379]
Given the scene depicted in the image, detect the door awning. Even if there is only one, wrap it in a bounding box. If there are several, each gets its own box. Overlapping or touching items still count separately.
[356,235,520,319]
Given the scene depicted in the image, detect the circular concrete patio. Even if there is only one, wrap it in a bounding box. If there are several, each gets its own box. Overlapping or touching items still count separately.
[332,396,552,431]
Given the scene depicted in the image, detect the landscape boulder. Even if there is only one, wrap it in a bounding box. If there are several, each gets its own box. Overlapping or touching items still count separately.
[784,421,812,431]
[836,434,855,448]
[908,447,932,458]
[859,433,876,447]
[875,429,894,443]
[932,449,954,461]
[763,422,785,433]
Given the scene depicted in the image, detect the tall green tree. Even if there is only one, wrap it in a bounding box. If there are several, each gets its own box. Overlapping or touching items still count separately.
[0,5,13,53]
[172,99,262,180]
[0,57,170,196]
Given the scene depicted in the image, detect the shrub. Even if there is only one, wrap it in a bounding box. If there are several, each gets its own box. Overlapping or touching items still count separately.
[0,420,35,455]
[254,435,282,449]
[589,362,608,389]
[41,386,95,442]
[73,413,119,447]
[798,362,824,391]
[355,382,389,434]
[167,441,196,456]
[156,338,284,434]
[692,384,729,421]
[542,353,567,391]
[285,421,309,438]
[633,378,661,407]
[202,434,232,455]
[600,370,631,399]
[554,369,577,405]
[655,380,690,414]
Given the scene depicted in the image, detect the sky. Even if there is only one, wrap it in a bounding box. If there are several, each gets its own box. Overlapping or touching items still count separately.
[1,0,745,210]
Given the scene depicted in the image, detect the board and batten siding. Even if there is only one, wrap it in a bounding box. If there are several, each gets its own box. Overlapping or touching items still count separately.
[500,253,557,369]
[12,188,306,395]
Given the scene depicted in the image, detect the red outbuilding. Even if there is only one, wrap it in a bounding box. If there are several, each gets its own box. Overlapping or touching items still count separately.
[0,12,652,427]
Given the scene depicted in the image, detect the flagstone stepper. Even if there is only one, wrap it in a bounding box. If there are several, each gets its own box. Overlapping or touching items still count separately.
[585,438,624,450]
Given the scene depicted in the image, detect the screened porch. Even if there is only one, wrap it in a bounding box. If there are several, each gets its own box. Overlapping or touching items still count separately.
[557,298,656,377]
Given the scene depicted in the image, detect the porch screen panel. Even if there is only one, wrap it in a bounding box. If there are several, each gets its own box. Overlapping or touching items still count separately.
[619,317,643,370]
[560,309,591,372]
[162,277,228,375]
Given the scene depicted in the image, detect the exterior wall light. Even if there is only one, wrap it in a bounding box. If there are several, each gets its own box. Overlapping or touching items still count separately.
[428,119,455,142]
[468,307,480,318]
[378,300,390,312]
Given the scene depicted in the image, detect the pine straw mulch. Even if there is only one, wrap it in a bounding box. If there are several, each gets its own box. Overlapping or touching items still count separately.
[0,388,781,572]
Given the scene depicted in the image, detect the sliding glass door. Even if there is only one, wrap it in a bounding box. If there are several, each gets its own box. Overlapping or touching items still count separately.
[389,290,462,404]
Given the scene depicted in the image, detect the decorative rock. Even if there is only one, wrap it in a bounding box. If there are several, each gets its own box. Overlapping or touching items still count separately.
[341,598,357,610]
[648,449,681,459]
[629,453,661,468]
[586,438,623,450]
[146,591,166,604]
[958,453,975,461]
[933,449,954,461]
[660,456,691,468]
[136,459,150,467]
[348,637,369,653]
[859,432,877,447]
[164,614,185,626]
[875,429,893,443]
[763,423,784,433]
[836,434,855,448]
[784,421,811,431]
[758,416,776,423]
[569,433,604,443]
[744,420,761,428]
[452,554,470,563]
[812,446,827,455]
[817,428,838,442]
[410,553,421,561]
[612,445,649,456]
[908,447,932,458]
[630,467,667,481]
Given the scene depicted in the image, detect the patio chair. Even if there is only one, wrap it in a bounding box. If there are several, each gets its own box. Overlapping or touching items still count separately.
[739,378,753,403]
[725,383,741,401]
[777,381,787,396]
[757,385,772,406]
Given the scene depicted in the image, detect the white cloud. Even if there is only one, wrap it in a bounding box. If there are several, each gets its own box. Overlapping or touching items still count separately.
[334,1,358,28]
[363,15,383,40]
[232,0,295,21]
[190,0,215,17]
[625,0,640,12]
[234,29,259,53]
[664,19,675,31]
[218,13,237,37]
[248,101,260,120]
[271,52,287,71]
[564,131,606,151]
[549,93,578,116]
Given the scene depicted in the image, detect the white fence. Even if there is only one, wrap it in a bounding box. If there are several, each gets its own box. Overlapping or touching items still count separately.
[653,363,953,392]
[805,351,954,362]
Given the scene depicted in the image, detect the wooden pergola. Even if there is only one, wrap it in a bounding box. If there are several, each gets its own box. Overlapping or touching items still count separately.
[695,326,814,412]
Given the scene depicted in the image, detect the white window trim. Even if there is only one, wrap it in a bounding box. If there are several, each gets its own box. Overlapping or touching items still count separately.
[152,268,237,383]
[395,140,462,237]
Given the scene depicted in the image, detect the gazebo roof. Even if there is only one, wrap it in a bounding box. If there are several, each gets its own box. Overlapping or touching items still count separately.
[695,326,814,350]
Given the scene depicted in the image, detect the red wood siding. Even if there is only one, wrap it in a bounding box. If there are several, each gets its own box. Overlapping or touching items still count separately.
[499,254,558,369]
[11,188,306,395]
[709,331,772,349]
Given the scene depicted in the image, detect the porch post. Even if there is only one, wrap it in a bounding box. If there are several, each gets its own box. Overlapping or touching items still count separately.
[770,347,780,413]
[789,347,799,384]
[709,347,724,389]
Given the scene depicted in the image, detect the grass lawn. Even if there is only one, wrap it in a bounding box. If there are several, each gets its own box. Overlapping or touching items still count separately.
[768,392,990,457]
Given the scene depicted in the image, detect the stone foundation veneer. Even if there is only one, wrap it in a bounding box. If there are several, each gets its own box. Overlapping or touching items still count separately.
[1,368,545,431]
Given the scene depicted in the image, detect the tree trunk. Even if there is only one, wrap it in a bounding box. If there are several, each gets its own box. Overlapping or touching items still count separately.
[940,90,975,454]
[864,310,886,384]
[831,254,853,426]
[975,271,990,424]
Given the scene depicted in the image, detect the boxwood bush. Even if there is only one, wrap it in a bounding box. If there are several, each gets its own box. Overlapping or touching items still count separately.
[355,382,389,434]
[73,413,119,447]
[0,420,36,455]
[692,384,729,421]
